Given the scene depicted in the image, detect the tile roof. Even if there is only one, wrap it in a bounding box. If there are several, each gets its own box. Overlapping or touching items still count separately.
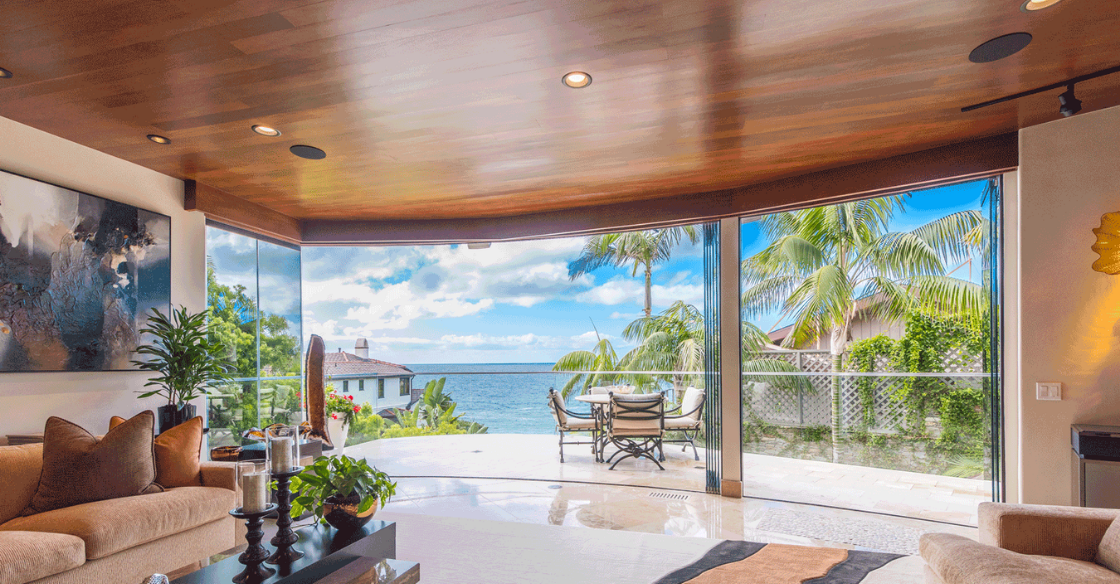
[324,351,414,378]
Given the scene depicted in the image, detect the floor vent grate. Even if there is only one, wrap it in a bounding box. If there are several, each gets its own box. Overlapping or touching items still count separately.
[649,491,690,501]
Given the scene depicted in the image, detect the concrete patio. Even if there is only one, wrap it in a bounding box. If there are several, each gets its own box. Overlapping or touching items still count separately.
[346,433,990,526]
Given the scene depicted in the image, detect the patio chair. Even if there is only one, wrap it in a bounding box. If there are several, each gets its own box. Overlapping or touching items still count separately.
[663,386,705,460]
[605,392,665,470]
[547,389,598,463]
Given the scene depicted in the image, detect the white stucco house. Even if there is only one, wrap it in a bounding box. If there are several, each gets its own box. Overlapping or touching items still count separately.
[324,338,417,415]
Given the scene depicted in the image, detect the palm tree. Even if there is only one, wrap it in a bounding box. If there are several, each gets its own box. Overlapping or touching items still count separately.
[556,303,805,400]
[741,195,986,450]
[568,227,700,317]
[552,330,655,398]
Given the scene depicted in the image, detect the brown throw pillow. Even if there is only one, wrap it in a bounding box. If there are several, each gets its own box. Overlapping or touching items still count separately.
[22,412,160,516]
[110,415,204,488]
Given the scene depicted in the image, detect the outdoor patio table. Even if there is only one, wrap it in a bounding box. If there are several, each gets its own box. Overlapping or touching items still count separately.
[574,394,612,461]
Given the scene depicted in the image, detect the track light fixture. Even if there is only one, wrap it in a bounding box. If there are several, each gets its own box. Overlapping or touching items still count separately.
[1058,84,1082,117]
[962,64,1120,116]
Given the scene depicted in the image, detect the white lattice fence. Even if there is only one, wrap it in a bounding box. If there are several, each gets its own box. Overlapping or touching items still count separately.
[743,350,985,434]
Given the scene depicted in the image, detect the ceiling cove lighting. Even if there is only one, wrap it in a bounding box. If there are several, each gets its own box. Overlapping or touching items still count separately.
[562,71,592,88]
[290,145,326,160]
[1022,0,1064,11]
[0,67,12,79]
[146,134,171,144]
[968,32,1032,63]
[252,124,281,137]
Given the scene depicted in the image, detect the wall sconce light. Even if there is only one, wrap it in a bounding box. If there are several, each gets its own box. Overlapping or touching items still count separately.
[1091,213,1120,274]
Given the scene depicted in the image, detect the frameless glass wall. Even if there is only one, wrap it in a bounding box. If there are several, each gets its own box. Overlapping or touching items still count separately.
[206,223,303,446]
[739,178,1001,517]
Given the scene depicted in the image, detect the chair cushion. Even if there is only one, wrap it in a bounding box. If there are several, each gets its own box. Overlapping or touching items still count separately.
[0,531,85,584]
[1,487,235,560]
[679,387,705,421]
[111,415,204,489]
[562,418,596,431]
[23,413,160,516]
[609,418,662,437]
[665,417,702,430]
[921,533,1120,584]
[1099,516,1120,572]
[548,392,568,425]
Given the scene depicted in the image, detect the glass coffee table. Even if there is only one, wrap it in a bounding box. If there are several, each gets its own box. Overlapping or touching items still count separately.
[171,520,418,584]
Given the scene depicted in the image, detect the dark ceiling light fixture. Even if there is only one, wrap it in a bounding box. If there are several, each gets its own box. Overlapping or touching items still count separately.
[0,67,12,79]
[252,124,281,137]
[147,134,171,144]
[1058,84,1082,117]
[1022,0,1064,11]
[562,71,592,88]
[968,32,1033,63]
[962,64,1120,115]
[290,145,326,160]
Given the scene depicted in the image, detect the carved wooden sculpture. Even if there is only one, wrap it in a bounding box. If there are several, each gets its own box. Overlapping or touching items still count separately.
[305,334,332,448]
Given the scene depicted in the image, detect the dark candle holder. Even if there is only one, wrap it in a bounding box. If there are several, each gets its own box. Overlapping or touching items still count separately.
[266,467,304,565]
[229,504,278,584]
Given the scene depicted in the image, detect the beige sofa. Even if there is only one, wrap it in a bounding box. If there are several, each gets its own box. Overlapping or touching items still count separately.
[921,502,1120,584]
[0,443,239,584]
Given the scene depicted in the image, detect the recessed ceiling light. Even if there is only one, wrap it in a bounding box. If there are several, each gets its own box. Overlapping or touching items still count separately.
[562,71,592,88]
[290,145,326,160]
[1022,0,1063,11]
[252,124,281,137]
[968,32,1032,63]
[147,134,171,144]
[0,68,12,79]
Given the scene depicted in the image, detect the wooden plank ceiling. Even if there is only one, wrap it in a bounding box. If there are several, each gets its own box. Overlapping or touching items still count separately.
[0,0,1117,222]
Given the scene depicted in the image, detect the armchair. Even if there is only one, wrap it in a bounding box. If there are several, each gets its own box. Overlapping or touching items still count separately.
[663,387,705,460]
[546,389,598,463]
[920,502,1120,584]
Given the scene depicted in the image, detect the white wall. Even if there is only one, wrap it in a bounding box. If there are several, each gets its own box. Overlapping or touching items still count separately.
[1017,104,1120,505]
[341,376,410,411]
[0,116,205,436]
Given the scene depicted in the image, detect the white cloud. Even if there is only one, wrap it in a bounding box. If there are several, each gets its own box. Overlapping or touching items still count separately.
[610,312,639,320]
[574,277,703,307]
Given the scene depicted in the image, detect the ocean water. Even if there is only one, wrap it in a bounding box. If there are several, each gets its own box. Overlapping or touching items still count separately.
[408,363,582,434]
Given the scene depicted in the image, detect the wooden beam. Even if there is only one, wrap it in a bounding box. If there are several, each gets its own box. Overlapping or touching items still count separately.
[184,180,301,245]
[300,132,1018,245]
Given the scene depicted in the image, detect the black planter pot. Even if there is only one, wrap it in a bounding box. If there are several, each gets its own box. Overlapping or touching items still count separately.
[157,404,197,434]
[322,492,376,533]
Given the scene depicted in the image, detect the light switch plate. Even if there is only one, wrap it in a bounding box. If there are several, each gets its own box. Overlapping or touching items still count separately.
[1037,382,1062,401]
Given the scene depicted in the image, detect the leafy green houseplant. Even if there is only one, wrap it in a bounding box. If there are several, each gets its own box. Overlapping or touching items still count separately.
[290,455,396,532]
[132,306,233,433]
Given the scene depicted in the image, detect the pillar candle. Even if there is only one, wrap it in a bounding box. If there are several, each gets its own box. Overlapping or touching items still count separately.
[242,472,269,513]
[271,436,293,472]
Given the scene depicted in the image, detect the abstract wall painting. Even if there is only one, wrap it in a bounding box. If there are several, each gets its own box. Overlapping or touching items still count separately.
[0,170,171,372]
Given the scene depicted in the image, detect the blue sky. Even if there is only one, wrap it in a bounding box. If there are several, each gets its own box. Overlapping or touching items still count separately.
[209,179,991,366]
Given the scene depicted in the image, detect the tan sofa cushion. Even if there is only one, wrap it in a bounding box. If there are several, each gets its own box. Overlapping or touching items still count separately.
[0,531,85,584]
[0,487,235,560]
[24,413,160,516]
[0,444,44,526]
[1099,517,1120,572]
[921,533,1120,584]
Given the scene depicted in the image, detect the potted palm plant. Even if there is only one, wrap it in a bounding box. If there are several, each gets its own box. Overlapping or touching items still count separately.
[290,455,396,533]
[132,306,233,433]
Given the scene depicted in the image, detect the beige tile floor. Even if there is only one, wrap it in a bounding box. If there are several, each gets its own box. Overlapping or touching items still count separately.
[347,433,991,526]
[375,477,976,583]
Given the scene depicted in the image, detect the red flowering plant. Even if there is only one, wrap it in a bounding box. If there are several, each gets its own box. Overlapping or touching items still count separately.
[326,391,360,426]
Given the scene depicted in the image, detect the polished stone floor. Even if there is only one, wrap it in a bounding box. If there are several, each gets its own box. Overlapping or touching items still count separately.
[373,477,976,583]
[347,433,991,526]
